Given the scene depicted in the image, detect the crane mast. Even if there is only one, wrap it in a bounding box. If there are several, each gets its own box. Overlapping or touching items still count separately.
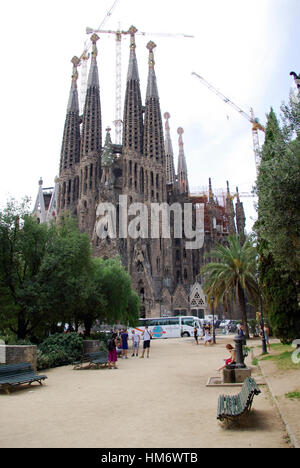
[191,72,265,175]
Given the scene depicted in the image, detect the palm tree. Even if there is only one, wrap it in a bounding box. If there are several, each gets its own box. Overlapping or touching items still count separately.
[200,235,258,338]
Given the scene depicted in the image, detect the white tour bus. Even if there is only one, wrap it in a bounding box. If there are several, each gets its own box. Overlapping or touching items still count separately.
[129,316,203,339]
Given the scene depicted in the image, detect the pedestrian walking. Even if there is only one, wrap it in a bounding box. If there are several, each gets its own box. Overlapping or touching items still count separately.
[131,329,140,356]
[140,325,153,358]
[194,325,199,345]
[263,324,271,351]
[204,328,213,346]
[121,328,129,359]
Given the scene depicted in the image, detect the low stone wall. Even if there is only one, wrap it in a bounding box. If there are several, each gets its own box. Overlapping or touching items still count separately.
[0,345,38,371]
[83,340,100,354]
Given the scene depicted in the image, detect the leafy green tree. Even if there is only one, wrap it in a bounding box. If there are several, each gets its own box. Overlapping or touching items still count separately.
[200,235,258,338]
[255,99,300,343]
[95,257,140,327]
[0,198,50,339]
[0,200,140,340]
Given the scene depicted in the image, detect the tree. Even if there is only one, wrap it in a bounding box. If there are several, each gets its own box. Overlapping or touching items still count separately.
[95,257,140,327]
[0,200,140,340]
[256,106,300,275]
[255,99,300,343]
[200,235,258,338]
[37,213,94,335]
[0,198,50,339]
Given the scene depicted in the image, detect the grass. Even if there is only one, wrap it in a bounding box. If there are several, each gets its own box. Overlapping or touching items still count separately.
[285,391,300,400]
[259,344,300,370]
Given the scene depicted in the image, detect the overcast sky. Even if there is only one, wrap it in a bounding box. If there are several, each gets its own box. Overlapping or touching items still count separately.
[0,0,299,231]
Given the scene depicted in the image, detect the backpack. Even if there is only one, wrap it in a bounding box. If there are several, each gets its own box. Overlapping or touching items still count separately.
[107,338,115,351]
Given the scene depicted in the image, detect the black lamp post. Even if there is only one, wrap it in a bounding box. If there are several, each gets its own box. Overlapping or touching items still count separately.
[256,272,268,354]
[210,295,216,344]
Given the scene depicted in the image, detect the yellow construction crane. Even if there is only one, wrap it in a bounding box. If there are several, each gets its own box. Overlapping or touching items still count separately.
[191,72,265,175]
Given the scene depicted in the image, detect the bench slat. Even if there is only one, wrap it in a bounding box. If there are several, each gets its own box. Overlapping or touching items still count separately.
[217,377,261,421]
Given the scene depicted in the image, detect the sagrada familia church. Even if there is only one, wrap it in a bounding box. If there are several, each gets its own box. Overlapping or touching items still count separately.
[34,27,246,319]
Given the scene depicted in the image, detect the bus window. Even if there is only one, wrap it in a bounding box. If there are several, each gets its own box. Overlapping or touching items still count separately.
[156,319,168,326]
[168,317,180,325]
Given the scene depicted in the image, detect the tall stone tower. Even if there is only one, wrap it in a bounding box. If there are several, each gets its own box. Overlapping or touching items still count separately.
[78,34,102,236]
[58,56,81,216]
[56,27,247,320]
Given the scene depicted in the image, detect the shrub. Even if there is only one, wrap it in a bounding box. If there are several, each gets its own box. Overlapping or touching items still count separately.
[37,333,83,370]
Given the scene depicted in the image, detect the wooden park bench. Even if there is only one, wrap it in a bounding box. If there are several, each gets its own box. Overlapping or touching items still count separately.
[73,351,108,370]
[217,377,261,422]
[0,363,47,395]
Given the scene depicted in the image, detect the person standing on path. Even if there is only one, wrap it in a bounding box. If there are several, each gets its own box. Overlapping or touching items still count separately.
[107,332,118,369]
[140,325,153,358]
[263,324,271,352]
[131,329,140,357]
[121,329,129,359]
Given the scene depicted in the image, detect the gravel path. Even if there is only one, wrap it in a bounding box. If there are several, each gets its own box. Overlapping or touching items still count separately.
[0,337,290,448]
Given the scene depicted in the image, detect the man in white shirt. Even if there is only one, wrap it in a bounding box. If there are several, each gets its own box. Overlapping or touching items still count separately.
[140,326,153,358]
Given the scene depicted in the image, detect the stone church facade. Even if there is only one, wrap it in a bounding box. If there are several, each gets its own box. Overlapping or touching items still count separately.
[55,28,246,319]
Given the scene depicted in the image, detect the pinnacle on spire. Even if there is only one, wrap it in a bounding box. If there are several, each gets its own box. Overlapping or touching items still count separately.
[226,180,230,195]
[164,112,175,185]
[127,25,139,81]
[67,56,80,112]
[87,34,100,89]
[177,127,189,194]
[147,41,156,67]
[146,41,159,98]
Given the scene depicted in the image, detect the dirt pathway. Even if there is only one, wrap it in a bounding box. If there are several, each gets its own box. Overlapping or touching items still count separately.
[0,337,290,448]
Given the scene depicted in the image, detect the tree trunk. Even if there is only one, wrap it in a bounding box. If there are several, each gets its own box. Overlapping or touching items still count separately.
[83,317,93,337]
[17,311,28,340]
[237,282,250,339]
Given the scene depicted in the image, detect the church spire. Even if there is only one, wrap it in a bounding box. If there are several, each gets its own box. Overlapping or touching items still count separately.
[87,33,100,89]
[164,112,176,185]
[122,26,143,153]
[143,41,164,162]
[80,34,102,158]
[177,127,189,194]
[59,56,81,174]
